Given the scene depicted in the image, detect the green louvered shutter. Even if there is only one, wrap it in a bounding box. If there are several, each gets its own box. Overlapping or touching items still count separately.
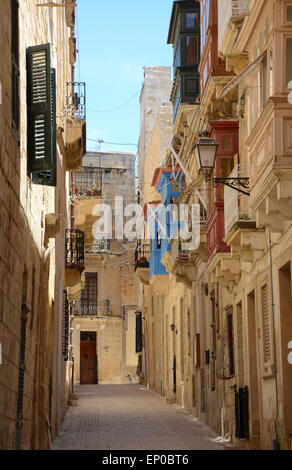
[27,44,52,174]
[32,68,57,186]
[136,312,142,353]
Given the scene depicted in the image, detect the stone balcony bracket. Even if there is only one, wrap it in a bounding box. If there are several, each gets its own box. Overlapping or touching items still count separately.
[135,267,150,286]
[250,172,292,234]
[150,275,169,296]
[172,259,198,290]
[225,53,249,74]
[202,77,238,120]
[208,253,241,291]
[224,224,268,268]
[44,213,60,245]
[162,244,200,289]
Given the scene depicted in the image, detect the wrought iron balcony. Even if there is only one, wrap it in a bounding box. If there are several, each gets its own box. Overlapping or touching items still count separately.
[74,168,102,198]
[65,229,85,269]
[135,243,150,271]
[65,81,86,120]
[85,240,111,255]
[73,299,113,317]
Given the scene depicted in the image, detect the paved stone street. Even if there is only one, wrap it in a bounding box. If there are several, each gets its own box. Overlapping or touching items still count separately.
[52,384,230,450]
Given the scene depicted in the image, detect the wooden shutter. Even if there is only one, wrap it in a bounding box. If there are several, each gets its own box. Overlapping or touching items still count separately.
[32,68,57,186]
[136,312,142,353]
[262,284,271,362]
[27,44,52,173]
[11,0,20,137]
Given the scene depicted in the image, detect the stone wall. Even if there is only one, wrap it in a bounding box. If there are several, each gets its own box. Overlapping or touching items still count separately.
[0,0,72,449]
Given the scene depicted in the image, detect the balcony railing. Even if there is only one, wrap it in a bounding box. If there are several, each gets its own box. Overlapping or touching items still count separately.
[73,299,112,317]
[231,0,250,17]
[135,243,150,271]
[73,168,102,197]
[65,229,85,268]
[218,0,250,52]
[65,81,86,120]
[85,240,111,254]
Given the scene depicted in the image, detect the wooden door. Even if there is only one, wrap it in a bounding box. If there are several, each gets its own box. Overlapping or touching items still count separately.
[80,333,97,384]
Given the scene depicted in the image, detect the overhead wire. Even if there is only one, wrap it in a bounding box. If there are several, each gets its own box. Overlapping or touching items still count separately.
[87,89,141,114]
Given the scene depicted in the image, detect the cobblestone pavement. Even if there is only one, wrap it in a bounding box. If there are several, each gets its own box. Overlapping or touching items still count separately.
[52,384,230,451]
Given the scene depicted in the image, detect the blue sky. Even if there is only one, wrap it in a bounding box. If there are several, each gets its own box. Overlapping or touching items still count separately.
[77,0,173,156]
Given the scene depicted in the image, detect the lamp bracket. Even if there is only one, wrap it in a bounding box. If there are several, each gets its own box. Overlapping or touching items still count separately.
[211,177,250,196]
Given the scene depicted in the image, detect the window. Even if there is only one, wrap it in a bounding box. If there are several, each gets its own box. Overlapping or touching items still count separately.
[27,44,57,186]
[11,0,20,143]
[287,6,292,21]
[81,273,98,316]
[185,12,199,28]
[269,48,273,97]
[186,35,199,65]
[286,38,292,87]
[261,53,268,107]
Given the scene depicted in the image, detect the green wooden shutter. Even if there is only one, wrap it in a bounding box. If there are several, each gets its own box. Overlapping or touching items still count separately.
[27,44,52,174]
[136,312,142,353]
[32,68,57,186]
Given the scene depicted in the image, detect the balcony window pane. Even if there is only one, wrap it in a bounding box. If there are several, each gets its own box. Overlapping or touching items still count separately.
[185,12,199,28]
[286,38,292,87]
[287,6,292,21]
[186,35,199,65]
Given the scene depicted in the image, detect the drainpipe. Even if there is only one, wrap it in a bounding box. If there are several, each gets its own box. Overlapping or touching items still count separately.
[142,310,148,388]
[269,228,280,450]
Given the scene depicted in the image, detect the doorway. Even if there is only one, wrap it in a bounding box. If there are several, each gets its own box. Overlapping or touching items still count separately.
[279,262,292,437]
[80,332,98,384]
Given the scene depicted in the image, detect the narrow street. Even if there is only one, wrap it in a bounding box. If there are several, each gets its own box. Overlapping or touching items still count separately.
[52,385,228,451]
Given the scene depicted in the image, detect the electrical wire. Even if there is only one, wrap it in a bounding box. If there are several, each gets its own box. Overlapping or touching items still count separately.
[87,89,140,114]
[87,138,138,148]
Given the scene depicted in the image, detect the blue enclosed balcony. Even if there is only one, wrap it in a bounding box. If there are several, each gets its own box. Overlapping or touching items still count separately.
[146,167,184,292]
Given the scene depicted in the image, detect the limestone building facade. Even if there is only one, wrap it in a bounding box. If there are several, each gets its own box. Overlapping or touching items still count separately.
[0,0,86,449]
[136,0,292,451]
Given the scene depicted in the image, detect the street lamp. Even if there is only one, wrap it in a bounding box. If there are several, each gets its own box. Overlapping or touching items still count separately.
[195,131,250,196]
[194,131,219,179]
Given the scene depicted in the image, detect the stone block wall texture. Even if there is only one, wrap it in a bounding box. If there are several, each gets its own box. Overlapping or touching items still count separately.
[0,0,72,449]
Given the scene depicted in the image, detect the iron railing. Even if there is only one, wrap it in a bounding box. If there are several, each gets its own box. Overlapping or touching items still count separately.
[85,239,110,254]
[73,299,112,317]
[65,229,85,268]
[65,81,86,119]
[135,243,150,271]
